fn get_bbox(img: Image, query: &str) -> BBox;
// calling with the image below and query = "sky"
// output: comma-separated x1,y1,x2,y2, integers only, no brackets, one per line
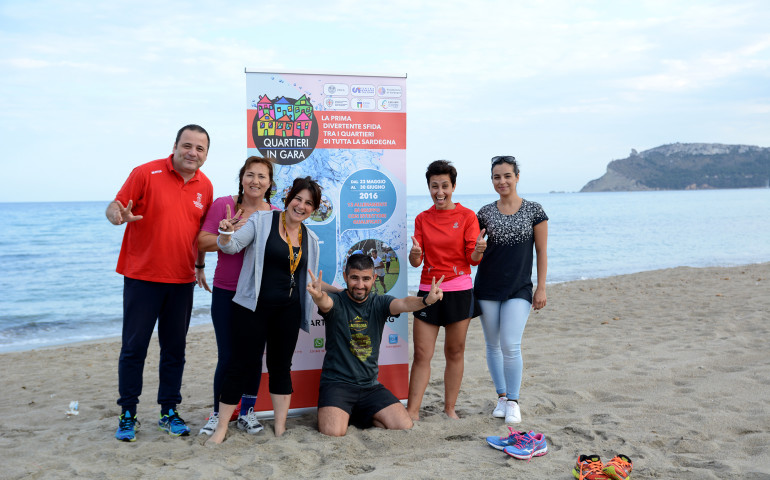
1,0,769,202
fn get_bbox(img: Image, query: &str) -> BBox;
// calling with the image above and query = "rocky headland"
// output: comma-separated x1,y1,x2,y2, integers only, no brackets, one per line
581,143,770,192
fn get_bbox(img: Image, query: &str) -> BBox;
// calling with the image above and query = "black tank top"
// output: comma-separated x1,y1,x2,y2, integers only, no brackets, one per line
258,211,308,305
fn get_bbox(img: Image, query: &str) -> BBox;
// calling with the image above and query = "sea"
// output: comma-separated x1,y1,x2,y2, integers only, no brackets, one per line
1,188,769,353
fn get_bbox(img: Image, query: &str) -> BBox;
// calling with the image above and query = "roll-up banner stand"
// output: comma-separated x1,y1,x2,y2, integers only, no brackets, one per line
245,69,408,417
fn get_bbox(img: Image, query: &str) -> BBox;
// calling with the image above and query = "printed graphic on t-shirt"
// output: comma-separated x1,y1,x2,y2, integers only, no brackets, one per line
193,192,204,210
348,315,372,361
477,199,548,246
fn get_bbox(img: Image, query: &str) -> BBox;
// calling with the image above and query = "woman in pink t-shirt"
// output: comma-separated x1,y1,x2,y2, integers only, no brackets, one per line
197,156,281,436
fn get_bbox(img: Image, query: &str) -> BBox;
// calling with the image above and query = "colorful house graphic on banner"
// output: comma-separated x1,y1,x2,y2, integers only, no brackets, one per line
294,94,313,119
258,113,275,136
276,114,294,137
273,97,293,122
293,112,312,137
257,95,274,120
254,94,314,139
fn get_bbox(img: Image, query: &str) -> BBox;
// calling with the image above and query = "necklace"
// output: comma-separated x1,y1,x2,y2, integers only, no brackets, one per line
282,212,303,297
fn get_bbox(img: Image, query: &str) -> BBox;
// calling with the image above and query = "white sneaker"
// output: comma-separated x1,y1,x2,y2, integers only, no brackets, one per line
505,400,521,424
492,397,508,418
199,412,218,435
236,407,264,434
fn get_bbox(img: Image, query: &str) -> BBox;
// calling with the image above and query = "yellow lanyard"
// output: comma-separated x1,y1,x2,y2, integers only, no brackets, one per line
282,212,303,296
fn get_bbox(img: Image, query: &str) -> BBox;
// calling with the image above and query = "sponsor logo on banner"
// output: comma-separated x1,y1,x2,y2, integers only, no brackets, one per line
378,99,402,111
314,338,324,348
352,98,376,110
324,97,350,110
351,84,376,96
324,83,349,96
251,93,319,165
377,85,402,97
389,334,398,344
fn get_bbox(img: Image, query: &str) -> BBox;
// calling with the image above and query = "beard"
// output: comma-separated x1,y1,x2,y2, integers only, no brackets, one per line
347,286,371,302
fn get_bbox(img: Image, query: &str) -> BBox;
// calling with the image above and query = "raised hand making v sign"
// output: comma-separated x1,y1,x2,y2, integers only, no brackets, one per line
214,203,245,243
107,199,144,225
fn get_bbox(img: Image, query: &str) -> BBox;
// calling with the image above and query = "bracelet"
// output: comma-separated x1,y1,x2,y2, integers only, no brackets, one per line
195,264,205,269
218,228,234,235
422,296,431,307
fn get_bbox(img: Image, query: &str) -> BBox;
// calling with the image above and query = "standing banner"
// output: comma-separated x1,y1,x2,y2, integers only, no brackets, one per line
245,69,408,415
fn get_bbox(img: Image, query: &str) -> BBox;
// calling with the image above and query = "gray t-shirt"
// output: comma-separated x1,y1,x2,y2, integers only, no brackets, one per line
320,291,395,386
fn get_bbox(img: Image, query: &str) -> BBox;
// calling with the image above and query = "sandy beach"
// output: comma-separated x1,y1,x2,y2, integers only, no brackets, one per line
1,263,768,479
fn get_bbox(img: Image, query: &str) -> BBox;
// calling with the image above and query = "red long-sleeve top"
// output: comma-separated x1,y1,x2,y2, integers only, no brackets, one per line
413,203,480,286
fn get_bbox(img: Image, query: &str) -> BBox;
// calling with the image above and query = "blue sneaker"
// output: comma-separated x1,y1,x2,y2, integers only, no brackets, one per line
486,426,531,450
503,432,548,461
158,409,191,436
115,412,140,442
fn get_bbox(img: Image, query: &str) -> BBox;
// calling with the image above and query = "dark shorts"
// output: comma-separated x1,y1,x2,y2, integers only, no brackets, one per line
414,288,478,326
318,382,400,428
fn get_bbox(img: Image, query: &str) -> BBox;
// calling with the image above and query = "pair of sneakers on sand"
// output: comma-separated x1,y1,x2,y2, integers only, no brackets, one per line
492,396,522,424
115,408,191,442
198,407,264,436
486,426,549,461
573,453,633,480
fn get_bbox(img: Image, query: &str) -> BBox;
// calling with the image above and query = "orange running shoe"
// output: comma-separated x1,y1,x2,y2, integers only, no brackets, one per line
603,454,633,480
572,454,609,479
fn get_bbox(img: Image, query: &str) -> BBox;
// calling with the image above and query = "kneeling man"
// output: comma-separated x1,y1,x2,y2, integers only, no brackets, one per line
307,253,443,436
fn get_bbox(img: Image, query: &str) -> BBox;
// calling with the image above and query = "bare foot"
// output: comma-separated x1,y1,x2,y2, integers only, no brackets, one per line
444,409,460,420
406,409,420,421
207,430,226,445
274,423,286,437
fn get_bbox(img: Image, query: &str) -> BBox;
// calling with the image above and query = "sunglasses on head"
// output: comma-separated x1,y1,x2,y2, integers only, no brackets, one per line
491,156,516,165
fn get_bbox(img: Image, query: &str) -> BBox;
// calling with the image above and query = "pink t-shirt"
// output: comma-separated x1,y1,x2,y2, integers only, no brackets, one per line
201,196,281,290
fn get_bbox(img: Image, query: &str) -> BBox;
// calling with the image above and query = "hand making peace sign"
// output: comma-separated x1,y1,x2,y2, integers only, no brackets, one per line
306,269,324,302
423,275,445,305
218,204,244,233
111,200,143,225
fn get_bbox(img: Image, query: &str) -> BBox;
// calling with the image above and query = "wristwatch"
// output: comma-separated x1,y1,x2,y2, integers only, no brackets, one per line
422,296,431,307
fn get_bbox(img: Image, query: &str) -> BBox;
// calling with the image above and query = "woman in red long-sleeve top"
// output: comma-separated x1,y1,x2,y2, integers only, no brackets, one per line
406,160,486,420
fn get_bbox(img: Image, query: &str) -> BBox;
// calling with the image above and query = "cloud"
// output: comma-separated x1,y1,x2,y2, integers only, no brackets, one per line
1,0,770,200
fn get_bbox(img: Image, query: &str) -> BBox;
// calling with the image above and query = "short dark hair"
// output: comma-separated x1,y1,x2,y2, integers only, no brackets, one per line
284,176,322,210
425,160,457,186
345,253,374,274
237,156,274,207
175,124,210,149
